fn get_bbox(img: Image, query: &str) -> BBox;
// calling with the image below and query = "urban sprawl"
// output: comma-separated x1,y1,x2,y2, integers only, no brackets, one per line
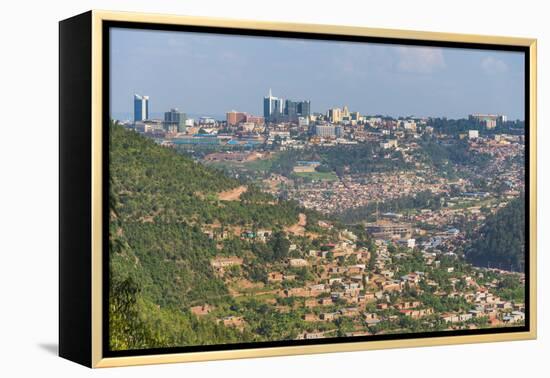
114,90,525,339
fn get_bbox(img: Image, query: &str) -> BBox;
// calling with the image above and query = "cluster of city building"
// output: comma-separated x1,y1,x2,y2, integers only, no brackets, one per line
469,113,508,130
126,91,523,219
126,91,512,154
122,91,524,339
127,91,421,142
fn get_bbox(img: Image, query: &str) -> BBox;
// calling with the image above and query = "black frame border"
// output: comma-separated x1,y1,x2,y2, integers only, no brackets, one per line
101,20,531,359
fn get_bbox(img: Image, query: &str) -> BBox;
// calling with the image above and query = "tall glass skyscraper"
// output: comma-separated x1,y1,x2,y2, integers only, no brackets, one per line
285,100,311,122
297,101,311,118
163,108,187,132
263,89,284,122
134,94,149,122
264,89,310,123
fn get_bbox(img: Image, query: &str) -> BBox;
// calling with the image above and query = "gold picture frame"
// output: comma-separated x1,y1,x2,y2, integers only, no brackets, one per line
59,10,537,368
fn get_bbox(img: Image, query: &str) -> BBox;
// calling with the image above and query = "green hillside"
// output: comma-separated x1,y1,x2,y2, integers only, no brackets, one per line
108,122,303,350
465,194,526,271
109,215,248,350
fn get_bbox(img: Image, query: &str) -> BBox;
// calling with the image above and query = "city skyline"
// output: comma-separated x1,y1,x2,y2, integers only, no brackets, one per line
111,28,525,120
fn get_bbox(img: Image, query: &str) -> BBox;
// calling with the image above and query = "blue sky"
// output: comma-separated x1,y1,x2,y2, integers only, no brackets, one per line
110,28,525,120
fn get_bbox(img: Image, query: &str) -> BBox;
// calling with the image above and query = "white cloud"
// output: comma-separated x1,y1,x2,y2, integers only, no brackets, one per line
396,46,446,74
481,56,509,74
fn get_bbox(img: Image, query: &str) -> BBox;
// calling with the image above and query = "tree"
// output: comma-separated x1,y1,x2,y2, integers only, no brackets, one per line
109,276,159,350
269,231,290,261
368,248,377,271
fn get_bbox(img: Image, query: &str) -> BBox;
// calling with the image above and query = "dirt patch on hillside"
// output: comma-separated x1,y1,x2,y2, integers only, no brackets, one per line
285,213,307,236
218,185,247,201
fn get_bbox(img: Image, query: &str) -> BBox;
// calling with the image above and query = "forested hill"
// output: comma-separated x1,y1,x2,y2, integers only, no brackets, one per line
108,122,303,350
465,194,526,271
110,122,300,227
110,122,234,224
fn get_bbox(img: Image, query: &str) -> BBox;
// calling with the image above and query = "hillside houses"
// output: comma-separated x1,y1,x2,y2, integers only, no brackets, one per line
205,204,525,338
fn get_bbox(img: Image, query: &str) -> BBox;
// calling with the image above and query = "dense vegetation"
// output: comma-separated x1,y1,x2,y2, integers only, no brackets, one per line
316,144,411,176
109,122,308,350
417,138,491,172
337,190,445,223
266,144,411,178
465,194,526,271
109,189,247,350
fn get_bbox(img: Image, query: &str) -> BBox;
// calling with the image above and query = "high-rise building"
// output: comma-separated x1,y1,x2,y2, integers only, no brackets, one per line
226,111,247,126
226,112,264,127
134,94,149,122
342,105,350,118
285,99,311,122
263,89,284,122
298,101,311,118
468,113,507,128
315,124,336,138
264,89,310,123
485,119,497,129
328,107,342,123
285,99,298,121
163,108,187,132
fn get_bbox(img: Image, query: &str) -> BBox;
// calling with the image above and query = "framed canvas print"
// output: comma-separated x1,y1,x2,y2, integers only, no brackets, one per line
59,10,537,368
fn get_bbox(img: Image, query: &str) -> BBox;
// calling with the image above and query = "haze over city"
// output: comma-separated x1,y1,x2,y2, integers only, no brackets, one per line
110,28,525,120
